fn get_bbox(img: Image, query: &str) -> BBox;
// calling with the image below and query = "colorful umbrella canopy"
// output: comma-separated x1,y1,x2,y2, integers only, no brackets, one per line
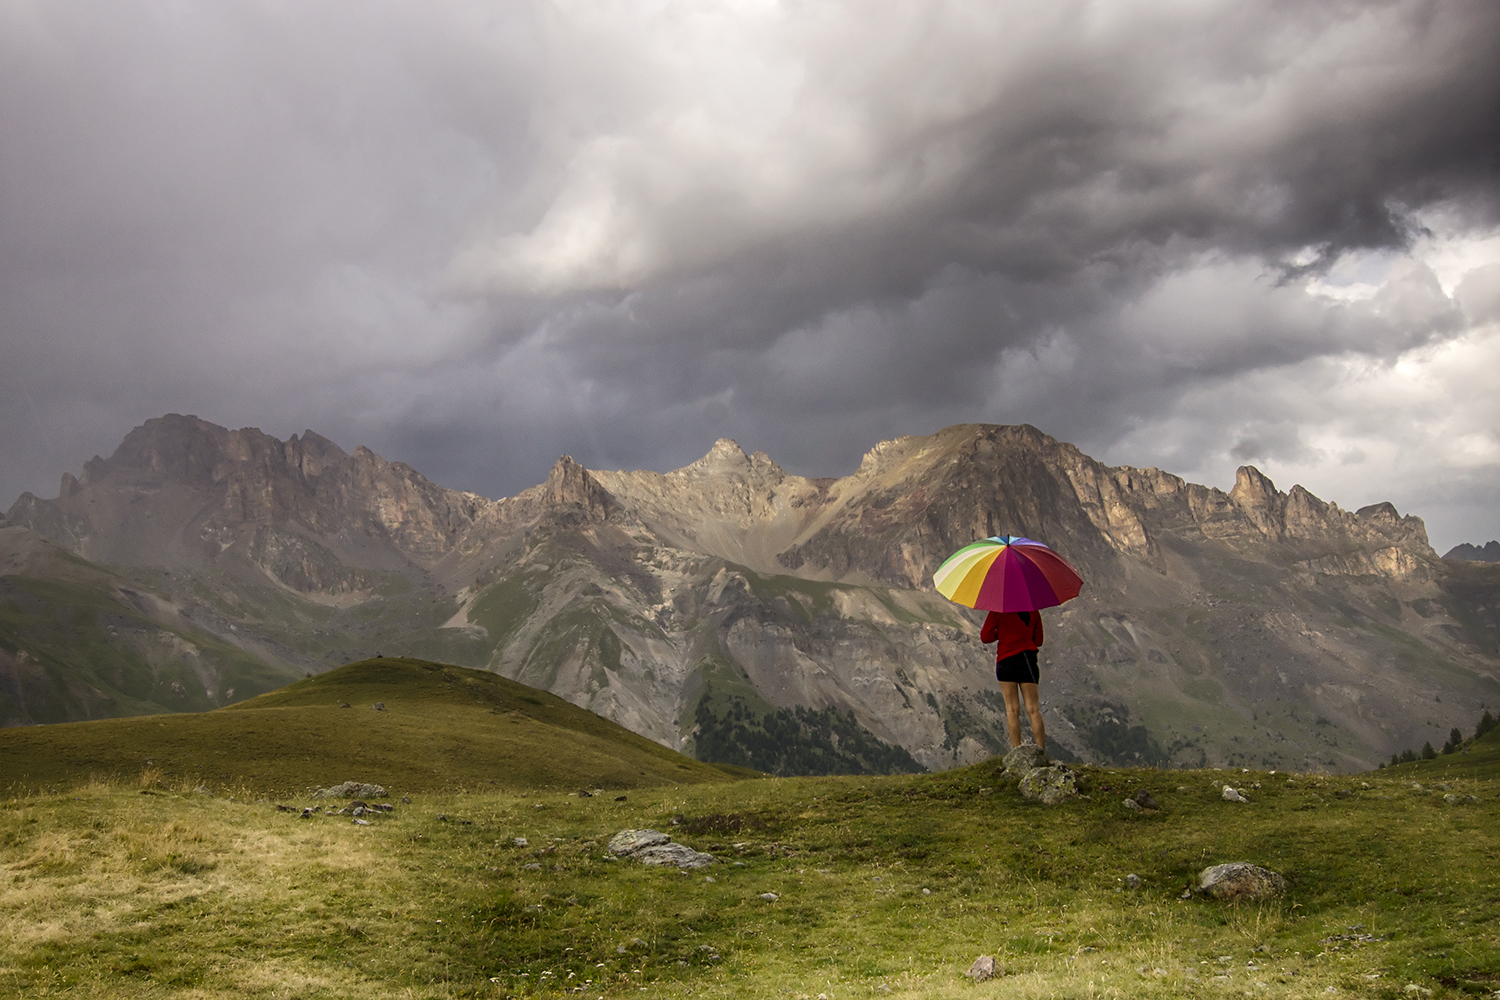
932,535,1082,612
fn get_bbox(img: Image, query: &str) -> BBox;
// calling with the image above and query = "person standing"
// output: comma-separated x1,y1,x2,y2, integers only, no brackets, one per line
981,609,1045,750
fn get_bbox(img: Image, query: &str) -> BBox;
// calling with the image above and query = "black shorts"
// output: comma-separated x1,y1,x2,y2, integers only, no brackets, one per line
996,649,1040,685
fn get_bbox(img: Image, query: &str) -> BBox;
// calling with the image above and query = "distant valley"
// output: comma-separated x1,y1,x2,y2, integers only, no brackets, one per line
5,414,1499,773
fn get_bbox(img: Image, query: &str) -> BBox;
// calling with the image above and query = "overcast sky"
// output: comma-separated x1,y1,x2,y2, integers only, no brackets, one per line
3,0,1498,551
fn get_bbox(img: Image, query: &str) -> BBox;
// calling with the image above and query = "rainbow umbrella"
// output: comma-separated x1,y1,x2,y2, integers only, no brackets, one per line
932,535,1082,612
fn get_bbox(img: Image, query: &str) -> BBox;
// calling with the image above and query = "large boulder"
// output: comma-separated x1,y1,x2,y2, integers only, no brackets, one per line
1018,765,1081,804
1197,862,1287,901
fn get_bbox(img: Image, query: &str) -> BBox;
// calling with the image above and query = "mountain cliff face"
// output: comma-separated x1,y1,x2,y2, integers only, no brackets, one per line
7,415,1498,774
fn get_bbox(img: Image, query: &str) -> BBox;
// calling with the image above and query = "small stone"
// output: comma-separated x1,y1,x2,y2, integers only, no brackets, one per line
514,837,529,847
758,892,779,901
1125,874,1141,889
1443,793,1460,804
372,702,386,711
1130,789,1160,810
523,863,543,871
401,795,411,804
1123,797,1142,811
1222,785,1249,803
352,818,371,826
967,955,997,982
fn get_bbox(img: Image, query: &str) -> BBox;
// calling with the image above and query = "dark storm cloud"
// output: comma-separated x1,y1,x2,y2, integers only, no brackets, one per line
2,0,1498,549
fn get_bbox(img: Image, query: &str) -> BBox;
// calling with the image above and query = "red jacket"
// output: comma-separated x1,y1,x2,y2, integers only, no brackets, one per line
980,610,1044,661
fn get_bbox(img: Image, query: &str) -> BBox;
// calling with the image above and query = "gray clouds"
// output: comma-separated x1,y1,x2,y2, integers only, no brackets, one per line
2,0,1498,549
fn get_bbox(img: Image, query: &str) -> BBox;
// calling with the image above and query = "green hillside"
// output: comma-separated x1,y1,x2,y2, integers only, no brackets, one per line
0,658,744,795
0,526,296,724
1379,716,1500,782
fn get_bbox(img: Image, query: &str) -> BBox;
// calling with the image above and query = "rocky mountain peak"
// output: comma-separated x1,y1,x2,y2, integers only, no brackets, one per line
679,438,752,475
1444,540,1500,562
544,455,615,523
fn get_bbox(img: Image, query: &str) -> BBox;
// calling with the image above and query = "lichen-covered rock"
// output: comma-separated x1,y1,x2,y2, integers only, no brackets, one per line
967,955,997,982
311,781,387,799
1198,862,1287,901
1002,743,1049,776
1221,785,1249,803
1018,765,1080,804
607,829,714,868
607,829,671,855
632,842,716,869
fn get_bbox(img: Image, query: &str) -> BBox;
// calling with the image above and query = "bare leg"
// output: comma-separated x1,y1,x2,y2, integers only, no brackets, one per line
999,681,1023,747
1019,682,1045,750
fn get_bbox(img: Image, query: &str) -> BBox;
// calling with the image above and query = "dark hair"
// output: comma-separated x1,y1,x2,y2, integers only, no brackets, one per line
1018,611,1031,625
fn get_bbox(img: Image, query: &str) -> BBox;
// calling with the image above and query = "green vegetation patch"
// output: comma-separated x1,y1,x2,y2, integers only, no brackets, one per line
691,683,923,777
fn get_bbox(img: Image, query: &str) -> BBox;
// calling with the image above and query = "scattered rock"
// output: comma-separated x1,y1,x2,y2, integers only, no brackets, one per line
967,955,997,982
352,818,371,826
513,837,529,847
274,804,296,813
311,781,388,799
401,795,411,804
299,807,315,819
1123,797,1143,811
523,863,543,871
614,795,628,802
1130,789,1160,810
1002,743,1049,777
339,702,351,708
1443,793,1460,804
372,702,386,711
758,892,779,901
1197,862,1288,901
1124,874,1141,889
1019,765,1081,804
1222,785,1250,803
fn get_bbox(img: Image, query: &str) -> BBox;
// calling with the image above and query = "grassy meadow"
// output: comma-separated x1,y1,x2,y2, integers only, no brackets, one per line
3,756,1498,999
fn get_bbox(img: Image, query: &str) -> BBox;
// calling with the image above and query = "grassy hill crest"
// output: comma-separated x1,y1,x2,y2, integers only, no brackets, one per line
0,658,746,796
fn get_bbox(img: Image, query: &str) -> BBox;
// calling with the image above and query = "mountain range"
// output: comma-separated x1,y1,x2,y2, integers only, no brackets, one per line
5,414,1499,773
